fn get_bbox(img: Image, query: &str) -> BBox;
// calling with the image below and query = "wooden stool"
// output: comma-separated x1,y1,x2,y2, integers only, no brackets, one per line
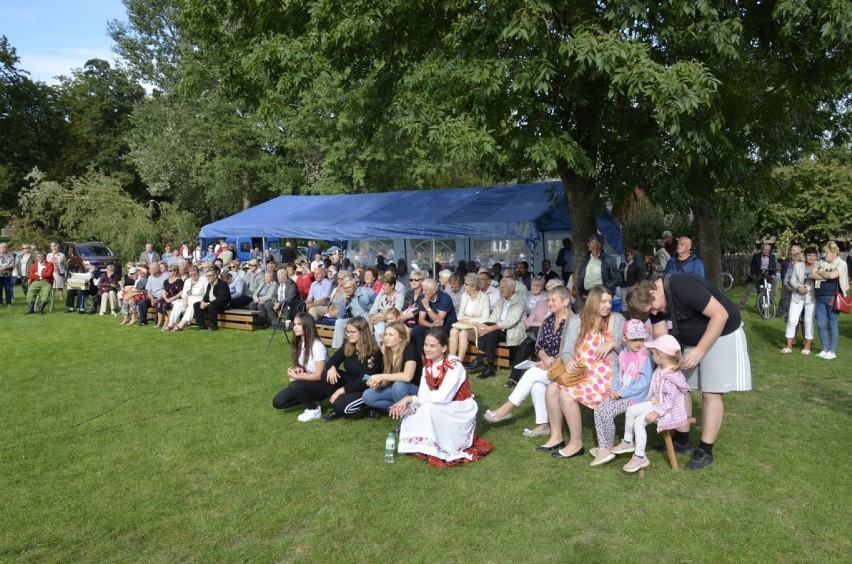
638,417,697,477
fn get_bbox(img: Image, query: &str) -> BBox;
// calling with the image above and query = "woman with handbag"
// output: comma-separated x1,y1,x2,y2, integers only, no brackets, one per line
119,267,146,325
448,273,491,361
483,285,572,438
537,285,624,458
97,263,121,316
809,241,850,360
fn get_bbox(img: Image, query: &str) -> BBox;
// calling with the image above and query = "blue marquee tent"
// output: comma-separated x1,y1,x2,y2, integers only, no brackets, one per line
198,181,623,253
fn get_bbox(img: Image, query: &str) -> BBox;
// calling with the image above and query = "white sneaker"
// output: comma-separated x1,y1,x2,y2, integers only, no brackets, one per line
816,351,828,358
780,348,792,354
824,352,836,360
297,407,322,422
612,440,635,455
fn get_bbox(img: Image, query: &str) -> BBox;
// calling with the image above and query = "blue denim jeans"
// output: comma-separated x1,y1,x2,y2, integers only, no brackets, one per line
362,381,419,410
814,295,839,352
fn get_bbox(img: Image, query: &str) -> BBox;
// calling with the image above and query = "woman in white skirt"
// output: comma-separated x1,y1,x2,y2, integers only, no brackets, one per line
169,265,208,332
390,329,493,467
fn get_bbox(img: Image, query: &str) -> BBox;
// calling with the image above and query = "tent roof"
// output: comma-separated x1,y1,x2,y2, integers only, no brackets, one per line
199,181,622,252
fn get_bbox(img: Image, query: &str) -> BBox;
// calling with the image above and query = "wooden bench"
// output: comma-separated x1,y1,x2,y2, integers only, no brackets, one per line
316,324,513,366
462,344,513,369
218,309,261,331
146,306,260,331
316,324,336,346
638,417,698,478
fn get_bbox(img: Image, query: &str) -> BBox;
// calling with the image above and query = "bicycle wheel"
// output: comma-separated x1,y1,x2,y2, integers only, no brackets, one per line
765,297,777,319
758,294,775,319
721,272,733,292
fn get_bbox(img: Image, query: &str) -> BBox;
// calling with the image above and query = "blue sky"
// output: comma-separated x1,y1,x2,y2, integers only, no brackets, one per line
1,0,128,84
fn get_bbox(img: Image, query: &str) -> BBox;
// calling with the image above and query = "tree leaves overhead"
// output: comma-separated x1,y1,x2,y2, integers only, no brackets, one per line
0,36,70,209
54,59,146,195
762,146,852,244
181,0,731,274
108,0,186,91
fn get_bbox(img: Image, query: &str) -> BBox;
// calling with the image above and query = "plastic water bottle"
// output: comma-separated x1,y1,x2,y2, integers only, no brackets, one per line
384,432,395,463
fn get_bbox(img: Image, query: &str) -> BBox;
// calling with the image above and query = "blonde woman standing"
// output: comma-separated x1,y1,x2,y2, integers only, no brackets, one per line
46,242,67,302
809,241,849,360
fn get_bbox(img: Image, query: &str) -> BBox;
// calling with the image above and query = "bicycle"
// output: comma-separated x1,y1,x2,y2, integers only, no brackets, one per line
720,270,734,292
720,259,734,292
756,273,776,319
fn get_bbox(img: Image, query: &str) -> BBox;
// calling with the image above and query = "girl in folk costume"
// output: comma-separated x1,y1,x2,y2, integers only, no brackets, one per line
390,330,493,467
612,335,690,473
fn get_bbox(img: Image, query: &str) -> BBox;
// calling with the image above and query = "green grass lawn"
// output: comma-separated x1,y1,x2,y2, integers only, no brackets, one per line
1,287,849,562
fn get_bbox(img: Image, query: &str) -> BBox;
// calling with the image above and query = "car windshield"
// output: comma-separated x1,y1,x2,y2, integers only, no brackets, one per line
77,244,113,256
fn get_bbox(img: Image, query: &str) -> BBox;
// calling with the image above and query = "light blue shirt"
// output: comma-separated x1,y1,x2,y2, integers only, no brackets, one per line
228,273,246,299
145,272,167,298
307,278,333,303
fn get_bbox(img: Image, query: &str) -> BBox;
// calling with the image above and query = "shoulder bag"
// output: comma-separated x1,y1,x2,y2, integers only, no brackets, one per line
831,288,851,314
662,275,680,340
547,312,584,387
546,357,587,387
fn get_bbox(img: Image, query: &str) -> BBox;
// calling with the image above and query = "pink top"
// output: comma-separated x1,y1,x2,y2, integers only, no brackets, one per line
525,299,550,328
646,366,690,432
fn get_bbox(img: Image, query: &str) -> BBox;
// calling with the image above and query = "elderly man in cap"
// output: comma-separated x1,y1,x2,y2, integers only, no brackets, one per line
651,233,672,281
26,251,54,314
577,233,621,300
661,229,675,254
243,259,264,295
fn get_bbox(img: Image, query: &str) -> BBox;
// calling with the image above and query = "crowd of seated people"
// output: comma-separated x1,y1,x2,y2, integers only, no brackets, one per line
9,239,707,468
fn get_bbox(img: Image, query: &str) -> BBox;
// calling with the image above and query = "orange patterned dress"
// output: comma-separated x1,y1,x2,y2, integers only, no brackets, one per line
559,329,614,408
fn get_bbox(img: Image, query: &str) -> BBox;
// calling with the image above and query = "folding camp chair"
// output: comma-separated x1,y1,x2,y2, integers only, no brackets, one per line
266,301,305,349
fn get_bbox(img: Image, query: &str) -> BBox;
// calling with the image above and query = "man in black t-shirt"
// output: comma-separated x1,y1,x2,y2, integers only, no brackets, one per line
627,274,752,470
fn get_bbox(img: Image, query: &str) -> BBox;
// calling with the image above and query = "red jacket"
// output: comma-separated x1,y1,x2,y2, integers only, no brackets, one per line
29,261,54,284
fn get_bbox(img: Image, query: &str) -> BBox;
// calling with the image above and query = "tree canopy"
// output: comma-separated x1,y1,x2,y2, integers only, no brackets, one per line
180,0,850,280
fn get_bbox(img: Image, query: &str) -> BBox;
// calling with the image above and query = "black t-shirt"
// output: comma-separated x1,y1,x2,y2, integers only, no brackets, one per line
650,273,740,347
402,343,424,387
323,348,384,393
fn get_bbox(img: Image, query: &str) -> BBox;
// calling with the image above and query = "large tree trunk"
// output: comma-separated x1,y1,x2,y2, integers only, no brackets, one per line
691,188,722,286
557,162,596,309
